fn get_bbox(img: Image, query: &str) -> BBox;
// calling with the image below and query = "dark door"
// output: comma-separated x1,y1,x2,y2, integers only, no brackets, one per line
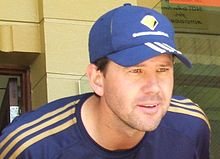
0,78,19,133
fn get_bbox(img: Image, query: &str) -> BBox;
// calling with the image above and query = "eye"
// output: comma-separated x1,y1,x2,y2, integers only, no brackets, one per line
129,68,143,74
156,67,169,72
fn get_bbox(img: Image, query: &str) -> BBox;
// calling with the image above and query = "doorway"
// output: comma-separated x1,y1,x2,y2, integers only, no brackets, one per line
0,66,31,133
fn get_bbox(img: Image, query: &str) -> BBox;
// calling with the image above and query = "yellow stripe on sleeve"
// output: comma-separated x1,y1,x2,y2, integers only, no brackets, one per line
170,101,206,117
0,100,79,147
9,118,77,159
0,99,79,158
168,106,211,130
0,107,76,159
171,98,194,104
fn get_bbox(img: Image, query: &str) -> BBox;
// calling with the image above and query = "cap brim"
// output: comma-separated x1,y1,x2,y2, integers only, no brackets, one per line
107,42,192,68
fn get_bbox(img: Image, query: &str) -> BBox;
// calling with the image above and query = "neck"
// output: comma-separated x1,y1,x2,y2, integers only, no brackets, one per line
81,95,145,151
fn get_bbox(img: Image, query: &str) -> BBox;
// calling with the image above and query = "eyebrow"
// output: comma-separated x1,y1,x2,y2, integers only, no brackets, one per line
157,62,173,67
133,61,173,67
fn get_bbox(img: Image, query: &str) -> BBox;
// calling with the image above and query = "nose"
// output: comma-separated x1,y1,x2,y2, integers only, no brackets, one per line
141,72,160,95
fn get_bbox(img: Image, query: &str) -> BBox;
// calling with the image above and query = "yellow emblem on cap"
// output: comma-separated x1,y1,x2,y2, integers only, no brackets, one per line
141,15,158,30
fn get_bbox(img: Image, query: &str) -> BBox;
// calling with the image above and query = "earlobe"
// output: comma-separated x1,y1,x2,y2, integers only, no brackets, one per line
86,64,104,96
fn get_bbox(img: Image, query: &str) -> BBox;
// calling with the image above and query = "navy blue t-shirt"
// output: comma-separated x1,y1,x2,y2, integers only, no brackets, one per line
0,93,210,159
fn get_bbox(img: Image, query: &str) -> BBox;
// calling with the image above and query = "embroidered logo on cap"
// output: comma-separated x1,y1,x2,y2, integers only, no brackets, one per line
141,15,158,30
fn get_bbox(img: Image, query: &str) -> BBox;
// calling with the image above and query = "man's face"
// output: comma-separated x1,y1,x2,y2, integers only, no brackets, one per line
101,54,174,132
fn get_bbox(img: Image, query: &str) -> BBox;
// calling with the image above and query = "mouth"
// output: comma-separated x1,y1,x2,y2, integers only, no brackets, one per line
138,104,158,108
137,104,160,115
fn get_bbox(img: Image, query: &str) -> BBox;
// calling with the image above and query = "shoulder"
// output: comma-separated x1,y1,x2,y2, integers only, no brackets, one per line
160,96,210,158
1,94,83,134
0,93,92,159
167,95,210,130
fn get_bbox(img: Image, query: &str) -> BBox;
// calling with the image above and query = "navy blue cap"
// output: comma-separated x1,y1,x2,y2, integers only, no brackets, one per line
89,4,192,68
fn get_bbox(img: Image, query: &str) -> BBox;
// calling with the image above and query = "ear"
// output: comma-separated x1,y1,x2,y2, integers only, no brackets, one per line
86,64,104,96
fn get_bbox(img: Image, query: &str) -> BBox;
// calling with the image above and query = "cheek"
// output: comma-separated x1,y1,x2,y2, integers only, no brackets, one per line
160,77,174,104
164,78,173,92
104,76,138,107
160,73,174,90
105,74,136,93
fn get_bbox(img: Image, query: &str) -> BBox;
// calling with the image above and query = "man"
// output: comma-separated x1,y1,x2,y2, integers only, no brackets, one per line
0,4,210,159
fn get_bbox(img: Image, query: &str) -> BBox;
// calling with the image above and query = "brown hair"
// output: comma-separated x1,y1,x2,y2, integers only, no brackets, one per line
94,57,110,76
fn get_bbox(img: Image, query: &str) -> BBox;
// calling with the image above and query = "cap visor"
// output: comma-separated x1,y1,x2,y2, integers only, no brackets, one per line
107,43,192,68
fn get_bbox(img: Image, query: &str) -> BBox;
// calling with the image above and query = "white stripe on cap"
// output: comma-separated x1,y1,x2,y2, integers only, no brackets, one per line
162,43,183,55
145,42,183,55
154,42,176,53
145,42,166,53
133,31,169,38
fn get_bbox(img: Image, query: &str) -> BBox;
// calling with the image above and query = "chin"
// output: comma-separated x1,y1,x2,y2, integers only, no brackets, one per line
146,124,160,132
136,120,161,132
145,117,163,131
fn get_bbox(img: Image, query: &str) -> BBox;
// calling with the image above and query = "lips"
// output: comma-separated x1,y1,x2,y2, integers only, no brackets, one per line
137,103,159,115
138,104,157,108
